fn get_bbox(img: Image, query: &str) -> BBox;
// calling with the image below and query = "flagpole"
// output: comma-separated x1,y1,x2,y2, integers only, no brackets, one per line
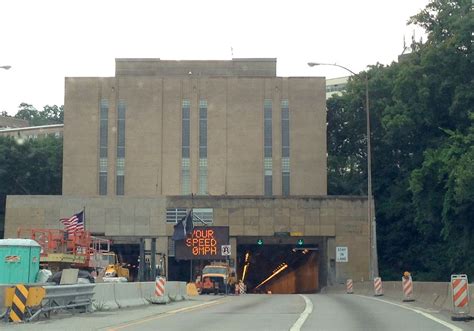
193,213,207,226
83,206,86,231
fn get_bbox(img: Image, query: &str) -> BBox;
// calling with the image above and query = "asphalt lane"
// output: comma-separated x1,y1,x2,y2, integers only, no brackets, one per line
4,293,474,331
303,293,465,331
106,294,304,331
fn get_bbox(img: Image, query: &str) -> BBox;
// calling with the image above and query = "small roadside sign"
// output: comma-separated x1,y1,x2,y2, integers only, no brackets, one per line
290,231,303,237
336,246,348,262
221,245,231,256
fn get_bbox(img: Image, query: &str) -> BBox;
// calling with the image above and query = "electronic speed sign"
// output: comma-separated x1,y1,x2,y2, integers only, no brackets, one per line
175,226,229,260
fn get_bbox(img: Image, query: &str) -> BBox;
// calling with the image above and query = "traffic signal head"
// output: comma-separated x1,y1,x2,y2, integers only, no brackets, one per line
297,239,304,246
257,239,264,245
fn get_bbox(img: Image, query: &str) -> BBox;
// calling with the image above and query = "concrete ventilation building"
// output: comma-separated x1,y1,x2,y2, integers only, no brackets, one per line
5,59,371,291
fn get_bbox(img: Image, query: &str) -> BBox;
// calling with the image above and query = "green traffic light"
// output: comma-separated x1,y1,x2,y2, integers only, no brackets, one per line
257,239,264,245
297,239,304,246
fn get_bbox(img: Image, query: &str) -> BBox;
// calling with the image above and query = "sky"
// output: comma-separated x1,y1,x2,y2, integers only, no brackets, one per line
0,0,430,115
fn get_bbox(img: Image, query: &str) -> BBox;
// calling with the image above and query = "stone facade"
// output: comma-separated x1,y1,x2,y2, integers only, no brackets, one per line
63,58,327,197
3,58,372,285
5,195,371,283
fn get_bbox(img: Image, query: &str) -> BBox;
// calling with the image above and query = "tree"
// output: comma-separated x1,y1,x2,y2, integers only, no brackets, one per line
14,103,64,125
14,103,39,125
410,126,474,276
326,0,473,280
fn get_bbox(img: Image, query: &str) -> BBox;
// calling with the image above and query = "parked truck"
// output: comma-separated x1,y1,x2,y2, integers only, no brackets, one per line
196,262,237,294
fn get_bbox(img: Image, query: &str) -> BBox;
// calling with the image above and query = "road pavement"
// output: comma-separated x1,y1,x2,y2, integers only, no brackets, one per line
2,293,474,331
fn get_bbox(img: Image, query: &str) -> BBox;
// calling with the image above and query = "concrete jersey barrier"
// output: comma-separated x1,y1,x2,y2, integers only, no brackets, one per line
1,280,189,316
114,282,147,308
89,281,187,311
92,283,119,311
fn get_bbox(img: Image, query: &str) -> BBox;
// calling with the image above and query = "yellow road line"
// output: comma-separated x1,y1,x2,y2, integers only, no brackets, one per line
107,298,228,331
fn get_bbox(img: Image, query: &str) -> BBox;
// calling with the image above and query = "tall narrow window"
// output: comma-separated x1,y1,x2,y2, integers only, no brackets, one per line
199,99,208,195
264,99,272,196
281,100,290,196
99,99,108,195
181,100,191,195
116,100,126,195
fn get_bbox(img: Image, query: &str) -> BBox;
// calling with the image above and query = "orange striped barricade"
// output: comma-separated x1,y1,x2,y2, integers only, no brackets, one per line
149,276,169,304
451,274,470,321
402,275,414,302
373,277,383,296
346,279,354,294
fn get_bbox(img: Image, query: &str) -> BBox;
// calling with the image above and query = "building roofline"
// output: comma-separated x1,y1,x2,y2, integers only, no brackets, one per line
0,124,63,133
115,58,277,62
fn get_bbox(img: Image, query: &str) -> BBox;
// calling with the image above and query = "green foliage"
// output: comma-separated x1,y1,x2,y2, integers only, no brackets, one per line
14,103,64,126
328,0,473,280
0,135,62,196
0,136,62,237
410,127,474,275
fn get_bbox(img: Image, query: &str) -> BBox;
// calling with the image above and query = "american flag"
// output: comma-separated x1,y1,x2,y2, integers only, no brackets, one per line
60,210,85,234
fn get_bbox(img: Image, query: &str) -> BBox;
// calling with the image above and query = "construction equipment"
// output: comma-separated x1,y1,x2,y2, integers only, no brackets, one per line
104,252,131,280
16,228,129,279
196,262,237,295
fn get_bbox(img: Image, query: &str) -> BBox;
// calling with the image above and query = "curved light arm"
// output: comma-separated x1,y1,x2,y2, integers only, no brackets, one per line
307,62,359,77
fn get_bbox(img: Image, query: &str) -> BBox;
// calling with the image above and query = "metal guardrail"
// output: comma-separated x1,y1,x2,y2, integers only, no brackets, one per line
29,284,95,321
2,283,95,323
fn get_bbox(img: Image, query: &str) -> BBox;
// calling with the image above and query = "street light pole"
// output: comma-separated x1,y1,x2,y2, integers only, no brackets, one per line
308,62,379,279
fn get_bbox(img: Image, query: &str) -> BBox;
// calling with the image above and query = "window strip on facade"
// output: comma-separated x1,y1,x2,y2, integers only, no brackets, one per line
281,99,290,196
264,99,272,196
116,100,126,195
99,99,108,195
199,99,208,195
181,100,191,195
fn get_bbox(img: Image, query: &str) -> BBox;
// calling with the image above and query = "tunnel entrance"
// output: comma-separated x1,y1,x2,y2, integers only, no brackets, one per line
110,243,140,281
237,242,319,294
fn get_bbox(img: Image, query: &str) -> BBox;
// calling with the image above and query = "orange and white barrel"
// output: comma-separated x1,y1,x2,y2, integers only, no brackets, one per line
155,276,166,297
402,275,414,301
451,274,470,320
374,277,383,296
346,279,354,294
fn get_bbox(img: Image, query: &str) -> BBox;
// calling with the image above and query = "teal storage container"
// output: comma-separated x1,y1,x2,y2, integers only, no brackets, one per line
0,239,41,284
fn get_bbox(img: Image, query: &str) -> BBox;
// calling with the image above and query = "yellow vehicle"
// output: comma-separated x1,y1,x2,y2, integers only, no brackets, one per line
103,252,131,281
198,263,237,294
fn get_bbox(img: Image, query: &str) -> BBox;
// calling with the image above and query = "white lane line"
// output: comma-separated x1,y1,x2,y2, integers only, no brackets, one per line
290,294,313,331
356,295,463,331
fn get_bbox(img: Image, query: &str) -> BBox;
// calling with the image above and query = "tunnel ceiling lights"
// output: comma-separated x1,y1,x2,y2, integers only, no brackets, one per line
242,263,249,282
255,263,288,290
